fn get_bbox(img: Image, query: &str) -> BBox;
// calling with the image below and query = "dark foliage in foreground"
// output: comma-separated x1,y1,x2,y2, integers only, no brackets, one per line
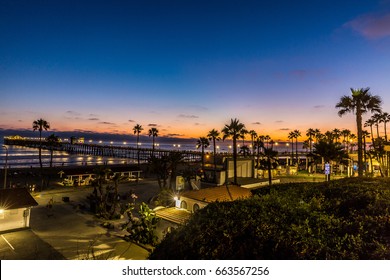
149,178,390,259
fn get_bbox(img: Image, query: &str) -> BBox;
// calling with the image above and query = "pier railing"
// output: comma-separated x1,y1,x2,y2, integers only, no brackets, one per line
3,138,202,162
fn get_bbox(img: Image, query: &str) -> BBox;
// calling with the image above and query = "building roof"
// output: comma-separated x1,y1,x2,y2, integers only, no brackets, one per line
155,207,191,225
181,185,251,203
0,188,38,210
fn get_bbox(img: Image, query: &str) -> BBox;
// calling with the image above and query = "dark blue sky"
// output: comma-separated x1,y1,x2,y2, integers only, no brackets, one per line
1,0,390,140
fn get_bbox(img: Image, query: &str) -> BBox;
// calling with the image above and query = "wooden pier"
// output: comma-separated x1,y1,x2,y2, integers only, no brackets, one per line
3,138,202,162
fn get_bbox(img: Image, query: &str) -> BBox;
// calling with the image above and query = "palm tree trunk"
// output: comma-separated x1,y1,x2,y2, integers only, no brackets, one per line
137,133,140,166
233,137,237,185
356,108,364,177
295,137,298,169
39,131,43,171
213,138,217,183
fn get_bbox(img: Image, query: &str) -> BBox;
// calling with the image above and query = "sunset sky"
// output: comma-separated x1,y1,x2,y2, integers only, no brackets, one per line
1,0,390,141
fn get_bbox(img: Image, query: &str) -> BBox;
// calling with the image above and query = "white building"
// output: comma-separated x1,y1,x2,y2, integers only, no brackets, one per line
0,188,38,232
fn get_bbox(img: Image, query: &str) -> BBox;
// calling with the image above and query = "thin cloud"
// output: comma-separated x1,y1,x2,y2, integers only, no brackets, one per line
252,122,261,125
148,123,158,127
88,118,100,121
98,121,115,125
166,133,184,137
178,114,199,119
290,69,308,79
275,120,283,123
65,110,81,116
128,119,135,123
345,12,390,39
314,105,325,109
279,128,290,131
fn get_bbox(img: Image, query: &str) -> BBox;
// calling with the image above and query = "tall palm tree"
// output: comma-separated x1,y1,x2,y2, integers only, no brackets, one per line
306,128,316,153
324,130,335,143
379,112,390,141
240,128,248,146
288,131,295,164
133,124,144,166
293,129,301,166
332,128,341,143
372,113,382,140
362,130,370,173
341,129,352,151
207,129,221,182
336,87,382,176
32,118,50,171
254,137,263,171
46,133,60,167
222,118,246,185
148,127,159,156
196,137,210,173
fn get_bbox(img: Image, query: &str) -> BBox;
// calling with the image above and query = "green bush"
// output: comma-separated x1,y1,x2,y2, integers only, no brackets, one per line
149,178,390,259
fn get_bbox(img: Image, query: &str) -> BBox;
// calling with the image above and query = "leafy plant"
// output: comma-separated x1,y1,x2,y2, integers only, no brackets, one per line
150,178,390,259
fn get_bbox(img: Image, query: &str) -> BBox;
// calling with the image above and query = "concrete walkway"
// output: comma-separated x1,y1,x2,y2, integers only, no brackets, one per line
1,179,160,260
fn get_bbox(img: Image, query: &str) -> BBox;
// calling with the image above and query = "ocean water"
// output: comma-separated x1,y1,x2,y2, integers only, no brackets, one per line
0,140,299,169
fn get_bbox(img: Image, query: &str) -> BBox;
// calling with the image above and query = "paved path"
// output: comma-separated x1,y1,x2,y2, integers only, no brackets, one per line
1,179,160,260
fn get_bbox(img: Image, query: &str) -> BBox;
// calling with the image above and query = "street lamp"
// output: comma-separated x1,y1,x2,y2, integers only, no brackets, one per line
2,145,8,189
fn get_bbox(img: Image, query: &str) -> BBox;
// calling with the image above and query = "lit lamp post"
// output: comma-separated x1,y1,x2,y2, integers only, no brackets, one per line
2,145,8,189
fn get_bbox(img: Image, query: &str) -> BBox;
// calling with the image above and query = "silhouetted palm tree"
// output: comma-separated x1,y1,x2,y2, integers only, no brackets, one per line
148,127,159,156
207,129,221,182
249,130,257,155
332,128,341,143
46,133,60,167
32,118,50,171
133,124,144,166
222,118,246,185
293,129,301,167
336,87,382,176
379,112,390,141
288,131,295,164
306,128,316,153
196,137,210,173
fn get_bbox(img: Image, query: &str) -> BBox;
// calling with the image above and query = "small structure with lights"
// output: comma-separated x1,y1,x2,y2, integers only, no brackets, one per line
0,188,38,232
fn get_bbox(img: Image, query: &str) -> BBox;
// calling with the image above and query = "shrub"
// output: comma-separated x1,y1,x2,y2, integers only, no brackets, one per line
150,178,390,259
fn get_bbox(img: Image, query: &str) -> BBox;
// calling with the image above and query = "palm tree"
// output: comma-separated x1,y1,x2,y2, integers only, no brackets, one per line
46,133,60,167
306,128,316,153
148,127,159,156
222,118,246,185
379,112,390,141
312,140,349,179
133,124,144,166
240,128,248,146
324,130,335,143
293,129,301,167
288,131,295,164
336,87,382,176
196,137,210,173
254,137,263,171
249,130,258,155
32,118,50,171
262,143,279,186
341,129,352,151
372,113,382,139
332,128,341,143
207,129,221,183
362,130,370,172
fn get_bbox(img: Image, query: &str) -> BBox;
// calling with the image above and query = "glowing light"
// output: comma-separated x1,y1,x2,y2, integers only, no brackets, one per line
173,196,179,201
0,209,4,214
99,140,102,144
123,142,127,145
